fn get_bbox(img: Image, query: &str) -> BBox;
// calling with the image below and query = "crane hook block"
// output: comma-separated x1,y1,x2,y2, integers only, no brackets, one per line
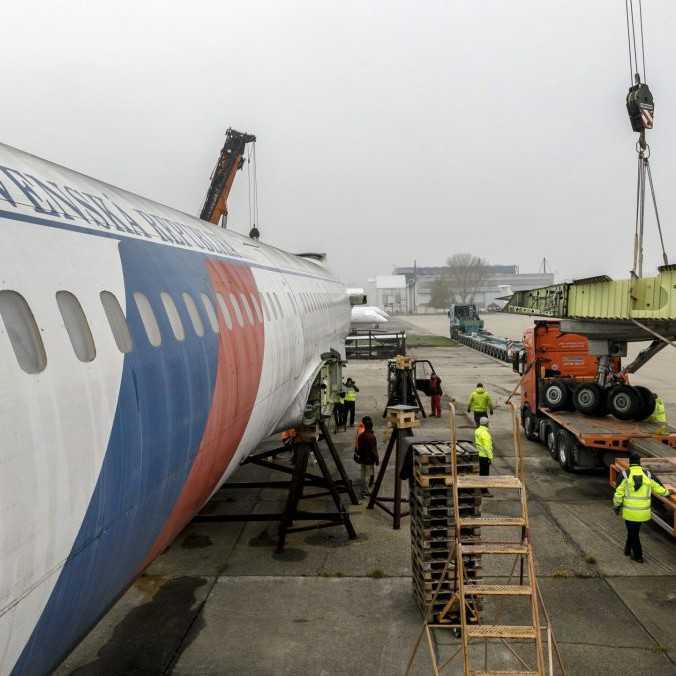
626,82,654,133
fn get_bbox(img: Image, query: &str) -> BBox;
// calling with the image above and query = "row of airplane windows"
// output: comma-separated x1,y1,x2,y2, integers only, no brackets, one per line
0,287,345,375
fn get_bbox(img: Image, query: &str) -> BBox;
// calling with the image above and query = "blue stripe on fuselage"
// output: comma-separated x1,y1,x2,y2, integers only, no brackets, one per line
12,238,220,675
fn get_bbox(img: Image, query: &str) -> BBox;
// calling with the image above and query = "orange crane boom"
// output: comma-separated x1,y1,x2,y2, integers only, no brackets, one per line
200,127,256,226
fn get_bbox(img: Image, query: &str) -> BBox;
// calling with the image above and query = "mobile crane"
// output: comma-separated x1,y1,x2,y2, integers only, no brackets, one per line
200,127,256,229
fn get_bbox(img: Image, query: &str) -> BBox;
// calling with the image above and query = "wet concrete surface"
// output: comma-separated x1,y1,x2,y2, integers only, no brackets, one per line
56,317,676,675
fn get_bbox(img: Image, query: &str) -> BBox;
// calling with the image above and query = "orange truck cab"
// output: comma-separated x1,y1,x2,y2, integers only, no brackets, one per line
517,321,622,418
512,321,669,471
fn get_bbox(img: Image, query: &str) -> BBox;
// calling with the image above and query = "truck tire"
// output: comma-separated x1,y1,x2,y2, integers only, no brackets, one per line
573,383,604,416
522,411,539,441
543,381,570,411
557,431,576,471
608,385,641,420
545,423,559,458
634,385,656,421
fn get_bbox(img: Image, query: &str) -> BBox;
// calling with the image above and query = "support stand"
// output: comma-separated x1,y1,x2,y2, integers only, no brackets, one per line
368,405,418,529
383,356,428,419
194,419,357,552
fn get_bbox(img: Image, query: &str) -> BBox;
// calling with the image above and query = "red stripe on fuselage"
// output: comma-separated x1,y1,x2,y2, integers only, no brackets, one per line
142,260,265,564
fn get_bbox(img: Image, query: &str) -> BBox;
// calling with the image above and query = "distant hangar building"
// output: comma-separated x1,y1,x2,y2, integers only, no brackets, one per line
393,265,555,311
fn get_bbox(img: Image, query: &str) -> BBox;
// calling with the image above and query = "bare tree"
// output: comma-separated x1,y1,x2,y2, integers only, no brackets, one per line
426,277,451,309
445,253,490,304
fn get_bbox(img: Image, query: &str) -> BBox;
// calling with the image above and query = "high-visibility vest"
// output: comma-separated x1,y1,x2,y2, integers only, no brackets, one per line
474,426,494,461
344,386,357,402
648,397,667,423
468,388,492,412
281,428,297,443
613,466,668,522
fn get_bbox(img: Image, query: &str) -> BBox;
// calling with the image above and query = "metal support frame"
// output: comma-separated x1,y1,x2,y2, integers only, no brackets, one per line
382,360,428,419
367,424,412,529
193,419,358,552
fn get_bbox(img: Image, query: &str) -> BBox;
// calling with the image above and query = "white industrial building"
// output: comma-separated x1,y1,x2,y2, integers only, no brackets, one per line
392,265,555,311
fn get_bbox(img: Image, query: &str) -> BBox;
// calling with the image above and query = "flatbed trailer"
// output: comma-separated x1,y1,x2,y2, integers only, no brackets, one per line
530,408,676,470
610,457,676,536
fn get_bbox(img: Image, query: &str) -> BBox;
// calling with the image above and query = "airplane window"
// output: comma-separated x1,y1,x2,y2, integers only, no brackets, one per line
0,290,47,373
260,293,271,321
56,290,96,362
215,292,233,330
250,293,263,322
288,292,298,315
133,292,162,347
100,291,133,353
239,293,254,325
182,292,205,337
200,293,220,334
229,293,245,327
160,292,185,341
273,292,283,318
267,292,277,320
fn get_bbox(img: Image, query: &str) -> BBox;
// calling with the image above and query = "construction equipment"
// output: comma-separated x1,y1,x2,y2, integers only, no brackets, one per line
406,403,563,675
455,330,523,364
624,0,667,278
448,304,484,339
383,356,432,417
514,320,676,473
200,127,257,229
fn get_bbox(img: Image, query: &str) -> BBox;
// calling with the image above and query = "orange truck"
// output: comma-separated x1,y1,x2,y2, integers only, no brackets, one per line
513,320,676,471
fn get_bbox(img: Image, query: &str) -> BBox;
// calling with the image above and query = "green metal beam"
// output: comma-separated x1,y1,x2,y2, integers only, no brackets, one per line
503,265,676,321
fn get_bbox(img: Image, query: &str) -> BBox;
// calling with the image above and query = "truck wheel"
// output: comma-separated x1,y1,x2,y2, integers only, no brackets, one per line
608,385,641,420
557,431,576,472
543,381,570,411
573,383,604,416
546,423,559,458
634,385,656,421
523,411,539,441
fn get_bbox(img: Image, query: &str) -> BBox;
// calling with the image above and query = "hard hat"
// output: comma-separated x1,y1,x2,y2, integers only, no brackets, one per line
480,417,489,426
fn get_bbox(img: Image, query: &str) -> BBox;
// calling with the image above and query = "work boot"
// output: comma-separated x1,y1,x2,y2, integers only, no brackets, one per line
630,553,644,563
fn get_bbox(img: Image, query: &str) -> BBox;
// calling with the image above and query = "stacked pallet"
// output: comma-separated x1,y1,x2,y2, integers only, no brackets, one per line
410,441,482,621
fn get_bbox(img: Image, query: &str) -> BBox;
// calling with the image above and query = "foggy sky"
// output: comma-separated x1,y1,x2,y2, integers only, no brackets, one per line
3,1,676,290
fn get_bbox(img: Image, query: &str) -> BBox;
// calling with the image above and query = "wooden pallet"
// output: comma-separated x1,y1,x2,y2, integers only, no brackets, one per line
386,405,420,429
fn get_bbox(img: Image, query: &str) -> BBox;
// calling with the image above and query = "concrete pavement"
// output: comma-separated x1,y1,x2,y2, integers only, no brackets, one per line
56,333,676,675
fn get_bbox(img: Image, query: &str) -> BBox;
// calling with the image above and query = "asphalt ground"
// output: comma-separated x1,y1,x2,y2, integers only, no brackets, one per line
56,316,676,675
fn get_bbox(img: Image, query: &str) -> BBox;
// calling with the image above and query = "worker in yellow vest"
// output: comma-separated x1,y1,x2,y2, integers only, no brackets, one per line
613,452,672,562
467,382,494,426
474,417,494,495
648,395,667,424
344,377,360,427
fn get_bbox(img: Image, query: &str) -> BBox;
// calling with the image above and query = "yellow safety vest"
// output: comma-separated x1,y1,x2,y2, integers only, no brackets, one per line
474,426,494,461
468,388,492,412
613,466,668,522
344,386,357,402
648,397,667,424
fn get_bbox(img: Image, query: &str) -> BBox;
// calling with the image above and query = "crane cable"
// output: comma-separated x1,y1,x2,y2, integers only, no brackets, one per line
246,141,262,240
624,0,669,274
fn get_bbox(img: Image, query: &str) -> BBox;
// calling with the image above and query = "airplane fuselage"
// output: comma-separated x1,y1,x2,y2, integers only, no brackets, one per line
0,143,350,675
